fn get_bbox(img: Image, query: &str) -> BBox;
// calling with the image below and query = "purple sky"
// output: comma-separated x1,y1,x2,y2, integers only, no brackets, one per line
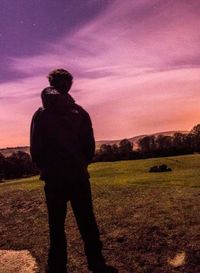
0,0,200,147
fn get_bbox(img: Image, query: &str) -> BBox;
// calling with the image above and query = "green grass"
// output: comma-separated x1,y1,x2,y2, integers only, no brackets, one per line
1,154,200,273
0,176,41,192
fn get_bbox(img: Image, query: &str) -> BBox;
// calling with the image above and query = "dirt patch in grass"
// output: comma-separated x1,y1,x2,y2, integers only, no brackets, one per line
168,251,186,267
0,250,37,273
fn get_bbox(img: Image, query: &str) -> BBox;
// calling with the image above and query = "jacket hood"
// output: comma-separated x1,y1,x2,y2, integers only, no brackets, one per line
41,86,75,113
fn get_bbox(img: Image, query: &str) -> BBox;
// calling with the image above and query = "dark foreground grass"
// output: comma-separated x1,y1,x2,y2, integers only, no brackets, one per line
1,154,200,273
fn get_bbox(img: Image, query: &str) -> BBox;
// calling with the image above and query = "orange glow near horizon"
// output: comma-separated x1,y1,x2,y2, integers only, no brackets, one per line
1,1,200,148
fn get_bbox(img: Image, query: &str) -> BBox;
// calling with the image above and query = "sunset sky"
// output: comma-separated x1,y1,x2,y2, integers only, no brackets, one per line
1,0,200,148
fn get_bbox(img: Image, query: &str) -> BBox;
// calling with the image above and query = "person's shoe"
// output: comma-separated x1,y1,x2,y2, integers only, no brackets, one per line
91,264,118,273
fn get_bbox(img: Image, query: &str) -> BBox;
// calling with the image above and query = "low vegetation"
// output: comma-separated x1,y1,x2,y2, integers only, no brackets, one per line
94,124,200,162
0,151,38,181
0,154,200,272
0,124,200,181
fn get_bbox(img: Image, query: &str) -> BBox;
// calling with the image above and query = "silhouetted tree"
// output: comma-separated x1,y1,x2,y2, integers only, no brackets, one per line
112,144,119,154
156,135,173,151
184,133,194,152
4,151,38,180
0,153,5,181
99,144,113,155
191,124,200,135
4,156,20,179
119,139,133,153
190,124,200,152
173,133,185,148
94,144,116,161
139,136,156,154
118,139,133,159
171,132,193,154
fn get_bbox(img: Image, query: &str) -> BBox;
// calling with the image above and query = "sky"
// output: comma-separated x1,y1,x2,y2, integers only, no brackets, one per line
0,0,200,148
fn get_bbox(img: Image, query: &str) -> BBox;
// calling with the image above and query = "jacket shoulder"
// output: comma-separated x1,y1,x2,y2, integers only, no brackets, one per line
32,107,44,120
73,103,91,119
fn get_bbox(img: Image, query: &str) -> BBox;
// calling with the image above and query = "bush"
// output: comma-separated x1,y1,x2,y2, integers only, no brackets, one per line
149,164,172,173
1,151,39,181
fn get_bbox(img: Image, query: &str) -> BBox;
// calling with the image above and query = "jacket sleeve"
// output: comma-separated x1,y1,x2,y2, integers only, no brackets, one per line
30,108,44,169
80,111,96,164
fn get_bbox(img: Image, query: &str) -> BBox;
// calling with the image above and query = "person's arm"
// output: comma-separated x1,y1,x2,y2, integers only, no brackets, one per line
80,111,95,164
30,108,44,169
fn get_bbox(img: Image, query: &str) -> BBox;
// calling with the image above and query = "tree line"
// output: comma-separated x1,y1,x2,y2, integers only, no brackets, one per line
94,124,200,162
0,124,199,181
0,151,38,182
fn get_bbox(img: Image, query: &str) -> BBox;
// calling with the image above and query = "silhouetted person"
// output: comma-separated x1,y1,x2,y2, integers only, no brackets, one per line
30,69,118,273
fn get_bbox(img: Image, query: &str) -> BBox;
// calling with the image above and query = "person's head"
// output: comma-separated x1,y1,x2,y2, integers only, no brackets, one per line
47,68,73,94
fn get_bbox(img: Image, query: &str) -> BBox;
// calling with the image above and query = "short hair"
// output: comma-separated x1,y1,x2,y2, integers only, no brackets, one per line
48,68,73,87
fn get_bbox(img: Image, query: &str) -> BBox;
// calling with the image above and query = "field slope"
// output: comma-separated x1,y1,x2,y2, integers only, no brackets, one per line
0,154,200,273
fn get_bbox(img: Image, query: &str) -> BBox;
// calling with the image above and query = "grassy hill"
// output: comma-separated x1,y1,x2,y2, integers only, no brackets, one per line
0,154,200,272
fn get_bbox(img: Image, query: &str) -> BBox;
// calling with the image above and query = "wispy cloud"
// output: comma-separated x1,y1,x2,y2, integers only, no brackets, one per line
1,0,200,147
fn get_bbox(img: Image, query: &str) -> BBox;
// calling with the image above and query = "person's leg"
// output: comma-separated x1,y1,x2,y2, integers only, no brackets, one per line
70,179,105,271
44,183,68,273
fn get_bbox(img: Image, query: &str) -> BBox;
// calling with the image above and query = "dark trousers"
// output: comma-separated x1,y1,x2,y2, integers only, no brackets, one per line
44,178,105,272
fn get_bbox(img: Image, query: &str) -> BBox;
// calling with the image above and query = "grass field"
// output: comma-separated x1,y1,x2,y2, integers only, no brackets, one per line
1,154,200,273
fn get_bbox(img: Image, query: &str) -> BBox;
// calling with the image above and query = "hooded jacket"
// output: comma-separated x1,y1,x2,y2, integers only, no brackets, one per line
30,87,95,181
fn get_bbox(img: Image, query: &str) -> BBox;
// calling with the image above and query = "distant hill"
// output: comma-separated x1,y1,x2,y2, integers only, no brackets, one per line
0,146,30,157
95,130,189,150
0,130,189,156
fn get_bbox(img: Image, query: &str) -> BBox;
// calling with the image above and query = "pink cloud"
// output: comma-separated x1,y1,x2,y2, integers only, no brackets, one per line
1,0,200,147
